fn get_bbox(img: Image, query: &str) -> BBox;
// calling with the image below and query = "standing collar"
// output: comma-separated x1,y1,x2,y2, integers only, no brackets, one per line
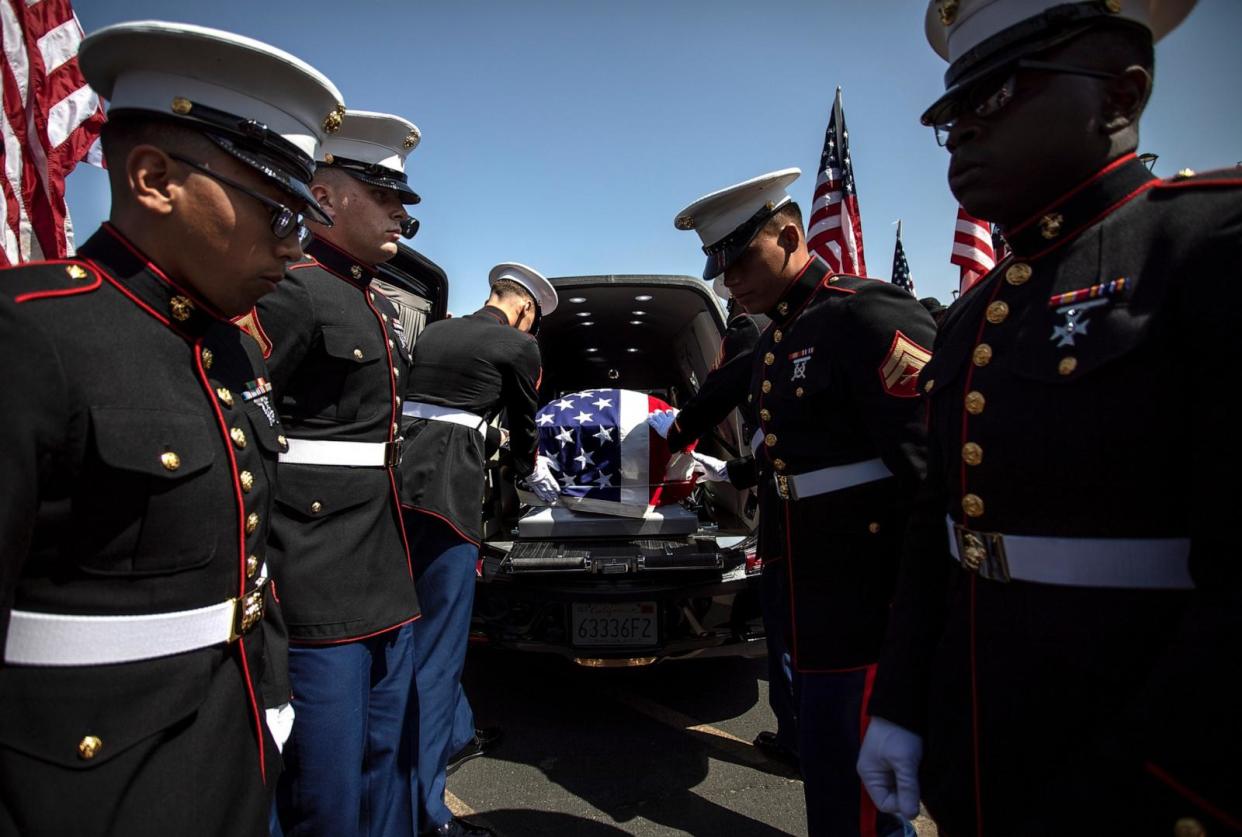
1002,153,1157,259
77,223,223,337
764,255,830,325
474,305,511,326
304,237,380,288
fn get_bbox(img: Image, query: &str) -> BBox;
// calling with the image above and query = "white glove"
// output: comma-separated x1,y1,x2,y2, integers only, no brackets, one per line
524,454,561,505
857,716,923,820
646,408,679,439
690,451,729,483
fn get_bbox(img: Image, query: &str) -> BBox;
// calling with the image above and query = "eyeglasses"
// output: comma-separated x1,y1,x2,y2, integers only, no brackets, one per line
169,153,312,244
932,60,1121,147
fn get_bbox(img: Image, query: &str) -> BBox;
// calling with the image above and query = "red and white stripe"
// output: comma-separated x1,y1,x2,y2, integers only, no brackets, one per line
950,207,996,295
1,0,104,267
807,88,867,276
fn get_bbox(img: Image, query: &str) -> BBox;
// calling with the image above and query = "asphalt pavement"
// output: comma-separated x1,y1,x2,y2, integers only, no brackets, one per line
446,647,937,836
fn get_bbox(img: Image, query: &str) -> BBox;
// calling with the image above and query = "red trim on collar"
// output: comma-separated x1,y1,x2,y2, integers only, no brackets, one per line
100,223,227,320
1020,179,1157,263
311,236,378,272
1007,153,1138,238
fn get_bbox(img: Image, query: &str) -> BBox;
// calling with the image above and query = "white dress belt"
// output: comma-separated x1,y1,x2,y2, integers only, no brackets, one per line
278,438,397,467
402,401,487,436
4,575,268,667
774,457,893,501
945,516,1194,589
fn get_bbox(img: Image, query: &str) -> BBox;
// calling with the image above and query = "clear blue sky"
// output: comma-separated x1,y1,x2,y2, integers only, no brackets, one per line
68,1,1242,311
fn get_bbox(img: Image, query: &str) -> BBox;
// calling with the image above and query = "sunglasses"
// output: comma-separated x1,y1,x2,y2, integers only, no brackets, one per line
169,153,312,244
931,60,1121,147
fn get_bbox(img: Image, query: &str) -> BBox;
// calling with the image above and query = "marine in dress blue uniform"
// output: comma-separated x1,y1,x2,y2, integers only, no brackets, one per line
675,170,935,837
0,21,342,835
246,110,424,837
859,2,1242,835
399,264,559,837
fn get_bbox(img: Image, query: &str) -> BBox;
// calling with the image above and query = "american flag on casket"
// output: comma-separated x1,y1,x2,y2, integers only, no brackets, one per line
532,389,698,518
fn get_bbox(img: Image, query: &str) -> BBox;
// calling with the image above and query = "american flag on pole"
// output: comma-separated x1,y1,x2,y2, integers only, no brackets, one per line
890,220,914,295
950,207,1006,295
808,86,866,277
1,0,105,266
535,388,697,518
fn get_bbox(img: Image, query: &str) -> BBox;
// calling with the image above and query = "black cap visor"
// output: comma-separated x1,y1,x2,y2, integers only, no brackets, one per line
921,3,1142,126
322,157,421,205
700,199,789,280
207,134,332,226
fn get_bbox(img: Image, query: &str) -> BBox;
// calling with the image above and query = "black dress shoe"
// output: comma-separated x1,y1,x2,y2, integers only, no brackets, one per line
753,730,799,768
422,816,497,836
446,727,503,775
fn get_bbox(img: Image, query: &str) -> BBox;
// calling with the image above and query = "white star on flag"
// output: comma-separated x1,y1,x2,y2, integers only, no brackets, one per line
594,472,613,488
593,426,613,442
592,397,613,409
555,427,574,446
574,450,595,469
537,413,554,426
554,398,575,411
573,411,593,424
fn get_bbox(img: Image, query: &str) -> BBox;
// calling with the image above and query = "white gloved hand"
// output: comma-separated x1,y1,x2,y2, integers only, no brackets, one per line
524,454,561,505
857,716,923,820
646,408,679,439
690,451,729,483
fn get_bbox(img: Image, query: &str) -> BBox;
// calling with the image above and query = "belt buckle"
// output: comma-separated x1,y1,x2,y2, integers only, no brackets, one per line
774,474,797,502
229,577,267,641
952,523,1011,583
385,437,403,468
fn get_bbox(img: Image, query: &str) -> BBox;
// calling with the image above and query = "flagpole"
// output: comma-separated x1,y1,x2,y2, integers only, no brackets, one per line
832,87,844,157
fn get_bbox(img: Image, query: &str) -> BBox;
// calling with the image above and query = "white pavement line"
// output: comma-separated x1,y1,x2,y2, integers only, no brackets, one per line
615,692,773,768
445,789,475,817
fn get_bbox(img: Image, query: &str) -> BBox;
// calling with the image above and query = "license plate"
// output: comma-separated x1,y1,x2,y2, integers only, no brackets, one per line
571,602,658,647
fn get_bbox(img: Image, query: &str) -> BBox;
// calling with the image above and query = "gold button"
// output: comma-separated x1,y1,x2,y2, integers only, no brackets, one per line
773,329,783,343
1039,212,1064,240
1005,263,1032,286
1174,818,1206,837
350,265,363,279
388,339,395,349
230,427,247,449
964,391,985,415
972,344,993,366
747,394,753,403
216,387,234,407
276,434,288,449
353,348,364,360
169,295,193,322
392,366,399,378
760,409,771,421
160,451,181,471
394,396,402,408
391,422,399,436
1059,356,1078,376
66,264,89,280
937,0,959,25
245,512,259,534
382,313,389,322
773,458,787,472
777,302,789,316
77,735,102,760
201,348,214,369
310,501,323,514
246,554,260,578
962,493,985,518
764,352,775,366
795,387,804,398
985,301,1009,324
764,433,777,447
1104,0,1122,11
923,378,935,393
762,380,772,394
962,442,983,466
1175,168,1195,180
239,470,254,493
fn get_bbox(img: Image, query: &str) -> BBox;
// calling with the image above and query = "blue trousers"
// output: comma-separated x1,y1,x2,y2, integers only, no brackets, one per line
797,666,913,837
407,514,479,831
276,624,416,837
760,559,799,753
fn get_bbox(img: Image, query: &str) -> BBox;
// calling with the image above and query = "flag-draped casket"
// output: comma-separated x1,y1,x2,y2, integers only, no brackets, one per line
534,389,697,518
